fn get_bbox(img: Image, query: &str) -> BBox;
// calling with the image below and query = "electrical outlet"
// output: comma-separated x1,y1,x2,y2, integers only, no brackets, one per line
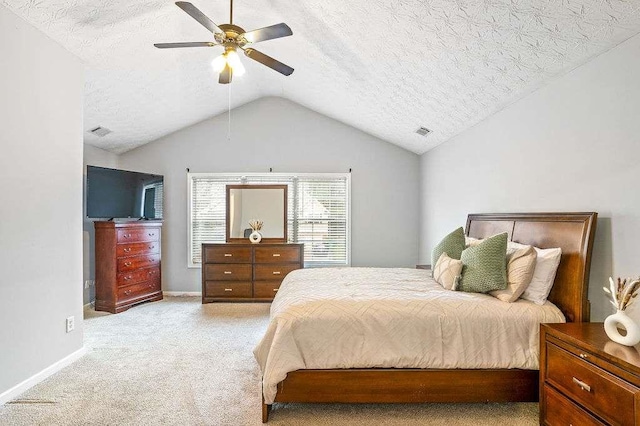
66,316,75,333
84,280,95,289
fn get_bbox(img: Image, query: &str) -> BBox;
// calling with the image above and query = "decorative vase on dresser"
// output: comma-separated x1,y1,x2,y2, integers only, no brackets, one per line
94,221,163,313
201,243,303,303
540,322,640,425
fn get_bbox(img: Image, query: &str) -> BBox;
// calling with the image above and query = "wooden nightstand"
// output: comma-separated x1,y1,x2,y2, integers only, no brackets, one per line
415,264,431,270
540,323,640,425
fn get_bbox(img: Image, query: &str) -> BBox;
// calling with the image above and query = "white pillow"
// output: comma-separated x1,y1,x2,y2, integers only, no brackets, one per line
510,241,562,305
465,236,482,247
433,252,463,291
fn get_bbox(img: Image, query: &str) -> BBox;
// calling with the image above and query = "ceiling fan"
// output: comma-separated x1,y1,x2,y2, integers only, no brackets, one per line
155,1,294,84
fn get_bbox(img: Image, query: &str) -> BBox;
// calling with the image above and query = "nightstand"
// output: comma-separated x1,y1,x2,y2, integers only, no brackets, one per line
540,323,640,425
415,264,431,270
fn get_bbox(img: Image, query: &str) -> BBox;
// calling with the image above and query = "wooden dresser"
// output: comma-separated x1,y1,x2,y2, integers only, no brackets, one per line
94,221,163,313
201,243,303,303
540,322,640,425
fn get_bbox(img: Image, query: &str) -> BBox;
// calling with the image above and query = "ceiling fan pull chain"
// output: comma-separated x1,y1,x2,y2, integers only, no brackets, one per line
228,83,232,142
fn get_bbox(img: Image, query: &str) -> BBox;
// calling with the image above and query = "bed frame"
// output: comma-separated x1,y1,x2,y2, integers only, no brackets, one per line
261,212,598,422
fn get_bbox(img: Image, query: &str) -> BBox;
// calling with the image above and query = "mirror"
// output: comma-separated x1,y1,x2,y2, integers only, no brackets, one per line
226,184,288,243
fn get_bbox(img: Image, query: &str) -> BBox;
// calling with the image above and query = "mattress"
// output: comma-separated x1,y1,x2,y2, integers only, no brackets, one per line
254,267,565,404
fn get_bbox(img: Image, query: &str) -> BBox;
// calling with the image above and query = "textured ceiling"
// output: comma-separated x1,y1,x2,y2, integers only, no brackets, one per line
3,0,640,154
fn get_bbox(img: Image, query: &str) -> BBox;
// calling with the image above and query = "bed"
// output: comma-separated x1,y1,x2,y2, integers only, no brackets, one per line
256,212,597,422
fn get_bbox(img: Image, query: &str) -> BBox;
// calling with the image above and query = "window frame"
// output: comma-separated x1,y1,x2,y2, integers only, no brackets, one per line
187,172,351,268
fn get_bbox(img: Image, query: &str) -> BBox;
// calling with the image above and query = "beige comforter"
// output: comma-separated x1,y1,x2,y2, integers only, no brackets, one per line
254,267,565,404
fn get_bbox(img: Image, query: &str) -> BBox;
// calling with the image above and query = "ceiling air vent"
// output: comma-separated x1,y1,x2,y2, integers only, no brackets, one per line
89,126,112,137
416,127,432,137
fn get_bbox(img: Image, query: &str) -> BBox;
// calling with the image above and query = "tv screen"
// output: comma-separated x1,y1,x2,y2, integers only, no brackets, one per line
86,166,164,220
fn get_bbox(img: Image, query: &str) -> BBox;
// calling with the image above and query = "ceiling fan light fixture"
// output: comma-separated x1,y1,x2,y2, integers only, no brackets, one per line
212,54,227,72
226,49,245,76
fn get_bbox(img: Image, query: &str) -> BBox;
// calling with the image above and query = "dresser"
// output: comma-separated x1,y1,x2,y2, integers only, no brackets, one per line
94,221,163,313
540,322,640,425
201,243,304,303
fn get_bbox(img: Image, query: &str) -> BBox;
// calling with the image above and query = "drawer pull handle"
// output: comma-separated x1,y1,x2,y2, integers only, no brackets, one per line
572,377,591,392
124,290,132,295
273,288,279,292
224,254,233,257
124,262,132,267
148,271,155,275
579,353,588,359
272,271,281,275
224,288,233,292
124,276,131,280
148,233,154,236
124,234,131,238
124,248,131,253
149,245,154,249
224,271,232,275
272,253,281,257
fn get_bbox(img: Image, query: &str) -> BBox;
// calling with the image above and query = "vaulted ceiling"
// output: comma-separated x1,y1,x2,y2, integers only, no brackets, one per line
4,0,640,154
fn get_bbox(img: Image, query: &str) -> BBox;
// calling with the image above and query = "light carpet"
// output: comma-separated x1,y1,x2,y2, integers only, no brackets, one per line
0,297,538,425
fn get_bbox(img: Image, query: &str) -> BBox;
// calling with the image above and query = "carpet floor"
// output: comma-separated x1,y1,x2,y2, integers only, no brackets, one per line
0,297,538,425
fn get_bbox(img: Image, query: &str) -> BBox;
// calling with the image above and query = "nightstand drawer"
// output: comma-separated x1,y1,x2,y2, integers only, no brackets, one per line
254,246,301,263
542,384,604,426
203,246,251,263
546,343,639,425
254,264,299,281
204,264,252,281
205,281,252,298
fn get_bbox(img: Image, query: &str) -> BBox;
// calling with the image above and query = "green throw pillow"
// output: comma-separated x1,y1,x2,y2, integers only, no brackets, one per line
431,227,465,277
458,232,508,293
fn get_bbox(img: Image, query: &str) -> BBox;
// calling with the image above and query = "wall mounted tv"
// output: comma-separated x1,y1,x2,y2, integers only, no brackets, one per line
86,166,164,220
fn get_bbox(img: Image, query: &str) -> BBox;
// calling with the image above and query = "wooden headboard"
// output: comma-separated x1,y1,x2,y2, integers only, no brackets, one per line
465,213,597,323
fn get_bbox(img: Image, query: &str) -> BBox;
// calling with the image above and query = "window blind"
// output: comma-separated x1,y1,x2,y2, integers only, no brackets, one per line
188,173,350,267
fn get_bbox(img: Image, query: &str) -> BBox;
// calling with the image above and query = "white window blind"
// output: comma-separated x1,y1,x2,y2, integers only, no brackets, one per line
188,173,350,267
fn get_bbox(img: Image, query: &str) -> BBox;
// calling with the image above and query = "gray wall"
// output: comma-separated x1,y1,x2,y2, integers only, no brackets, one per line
0,5,84,395
419,32,640,323
119,97,420,292
83,145,119,304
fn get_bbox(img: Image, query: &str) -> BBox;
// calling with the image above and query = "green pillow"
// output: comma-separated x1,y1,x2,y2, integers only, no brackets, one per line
431,227,465,276
458,232,508,293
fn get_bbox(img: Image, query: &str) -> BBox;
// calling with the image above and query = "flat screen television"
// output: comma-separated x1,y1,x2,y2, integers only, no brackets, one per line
86,166,164,220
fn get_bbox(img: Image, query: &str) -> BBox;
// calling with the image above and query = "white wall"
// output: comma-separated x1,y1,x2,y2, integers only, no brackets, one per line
0,5,84,397
83,145,119,304
119,97,420,292
420,33,640,323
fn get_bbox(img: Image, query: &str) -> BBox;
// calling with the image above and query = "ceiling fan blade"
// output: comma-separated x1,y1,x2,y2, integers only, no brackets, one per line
240,23,292,44
175,2,225,35
243,48,294,76
219,63,232,84
154,42,217,49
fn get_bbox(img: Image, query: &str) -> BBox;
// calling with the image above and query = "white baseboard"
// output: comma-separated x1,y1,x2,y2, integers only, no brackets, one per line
163,291,201,297
0,346,87,406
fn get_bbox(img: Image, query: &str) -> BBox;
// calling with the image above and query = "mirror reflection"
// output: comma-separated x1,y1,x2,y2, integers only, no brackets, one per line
227,185,287,241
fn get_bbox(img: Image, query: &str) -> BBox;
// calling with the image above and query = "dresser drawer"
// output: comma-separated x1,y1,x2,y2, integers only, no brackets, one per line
542,384,604,426
117,254,161,272
205,281,252,298
545,342,639,425
254,246,301,263
118,278,161,302
254,281,283,299
116,241,160,257
117,267,160,287
254,264,299,281
117,227,160,243
204,264,252,281
203,246,251,263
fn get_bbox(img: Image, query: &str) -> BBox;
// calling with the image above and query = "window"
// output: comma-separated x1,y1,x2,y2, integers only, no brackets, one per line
188,173,350,267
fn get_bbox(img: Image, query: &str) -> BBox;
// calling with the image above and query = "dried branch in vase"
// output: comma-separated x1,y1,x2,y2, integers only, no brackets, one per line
603,277,640,311
248,219,263,231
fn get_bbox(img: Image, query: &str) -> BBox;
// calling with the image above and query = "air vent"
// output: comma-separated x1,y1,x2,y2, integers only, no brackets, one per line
89,126,112,137
416,127,432,137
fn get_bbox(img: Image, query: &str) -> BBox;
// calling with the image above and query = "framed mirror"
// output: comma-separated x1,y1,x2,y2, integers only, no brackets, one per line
226,184,288,243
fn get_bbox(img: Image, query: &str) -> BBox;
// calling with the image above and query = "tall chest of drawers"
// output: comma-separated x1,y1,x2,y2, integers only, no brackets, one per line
540,323,640,425
201,243,304,303
94,221,163,313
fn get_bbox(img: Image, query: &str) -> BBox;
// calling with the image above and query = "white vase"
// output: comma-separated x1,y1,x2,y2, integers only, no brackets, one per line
604,310,640,346
249,230,262,244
